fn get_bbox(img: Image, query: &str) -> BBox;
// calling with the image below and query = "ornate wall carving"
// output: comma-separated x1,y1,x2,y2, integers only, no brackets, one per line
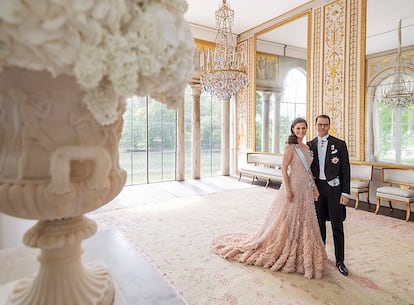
322,0,346,138
246,36,256,151
235,39,250,152
346,0,360,159
310,7,322,133
309,0,364,160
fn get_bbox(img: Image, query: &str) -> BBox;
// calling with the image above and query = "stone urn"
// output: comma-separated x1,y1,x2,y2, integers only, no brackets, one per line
0,67,127,305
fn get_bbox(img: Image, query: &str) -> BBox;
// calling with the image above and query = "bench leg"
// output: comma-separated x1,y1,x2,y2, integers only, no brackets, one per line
388,201,393,211
406,204,411,222
265,179,270,188
375,197,380,215
354,194,360,210
238,173,242,182
250,176,255,184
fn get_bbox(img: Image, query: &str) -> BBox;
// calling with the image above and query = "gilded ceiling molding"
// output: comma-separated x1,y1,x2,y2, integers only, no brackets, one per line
322,0,346,139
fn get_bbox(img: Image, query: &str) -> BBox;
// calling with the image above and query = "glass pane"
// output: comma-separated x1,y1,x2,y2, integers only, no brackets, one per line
200,93,222,176
375,74,414,165
211,96,221,176
119,96,148,185
148,98,176,182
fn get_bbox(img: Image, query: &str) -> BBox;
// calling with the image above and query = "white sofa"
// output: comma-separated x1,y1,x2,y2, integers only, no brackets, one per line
238,152,283,187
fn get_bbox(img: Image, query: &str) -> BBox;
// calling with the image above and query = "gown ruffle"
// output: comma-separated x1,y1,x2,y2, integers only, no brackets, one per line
211,144,327,279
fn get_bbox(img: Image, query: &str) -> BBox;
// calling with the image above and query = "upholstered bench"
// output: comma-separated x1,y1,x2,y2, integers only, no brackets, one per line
350,164,373,209
375,168,414,221
238,152,283,187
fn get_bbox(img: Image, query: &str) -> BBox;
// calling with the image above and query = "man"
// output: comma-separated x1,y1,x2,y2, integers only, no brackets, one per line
308,114,351,276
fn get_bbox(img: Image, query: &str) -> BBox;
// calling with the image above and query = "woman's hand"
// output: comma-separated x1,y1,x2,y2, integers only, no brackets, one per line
313,185,320,201
286,189,293,201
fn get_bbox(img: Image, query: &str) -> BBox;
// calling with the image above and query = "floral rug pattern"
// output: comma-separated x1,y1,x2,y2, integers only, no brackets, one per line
91,187,414,305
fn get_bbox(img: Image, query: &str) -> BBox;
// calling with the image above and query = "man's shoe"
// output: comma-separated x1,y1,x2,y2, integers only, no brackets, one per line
336,261,349,276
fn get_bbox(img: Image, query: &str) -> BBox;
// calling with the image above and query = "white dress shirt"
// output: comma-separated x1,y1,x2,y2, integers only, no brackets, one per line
318,136,328,180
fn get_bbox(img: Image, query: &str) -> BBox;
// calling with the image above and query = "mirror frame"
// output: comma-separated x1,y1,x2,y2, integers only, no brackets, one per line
252,10,312,151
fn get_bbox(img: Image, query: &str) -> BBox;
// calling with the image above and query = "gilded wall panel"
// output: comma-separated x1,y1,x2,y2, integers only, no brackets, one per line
310,7,322,136
193,39,215,81
322,0,346,138
310,0,364,160
345,0,364,159
235,39,249,152
246,36,256,151
346,0,358,158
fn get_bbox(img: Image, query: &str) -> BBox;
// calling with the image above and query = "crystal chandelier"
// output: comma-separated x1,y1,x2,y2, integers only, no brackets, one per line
381,20,414,109
200,0,248,100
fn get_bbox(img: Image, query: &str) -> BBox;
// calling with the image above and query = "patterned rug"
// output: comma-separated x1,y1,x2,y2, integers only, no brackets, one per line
90,187,414,305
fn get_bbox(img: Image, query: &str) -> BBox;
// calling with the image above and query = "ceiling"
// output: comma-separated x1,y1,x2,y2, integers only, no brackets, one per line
184,0,414,55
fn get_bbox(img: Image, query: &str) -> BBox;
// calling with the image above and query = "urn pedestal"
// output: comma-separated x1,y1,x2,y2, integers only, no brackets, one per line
0,67,127,305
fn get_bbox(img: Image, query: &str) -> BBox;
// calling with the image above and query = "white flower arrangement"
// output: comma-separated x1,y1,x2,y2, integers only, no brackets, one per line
0,0,195,125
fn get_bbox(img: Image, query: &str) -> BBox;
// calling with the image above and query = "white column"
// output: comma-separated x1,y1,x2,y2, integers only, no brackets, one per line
261,92,272,152
175,95,185,181
221,98,230,175
191,85,201,179
230,97,236,175
272,92,282,154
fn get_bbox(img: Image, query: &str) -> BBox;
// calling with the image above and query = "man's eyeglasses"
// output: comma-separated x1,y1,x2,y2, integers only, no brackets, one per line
317,123,329,128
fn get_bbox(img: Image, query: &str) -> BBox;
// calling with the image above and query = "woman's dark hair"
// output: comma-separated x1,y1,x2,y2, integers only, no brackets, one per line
287,117,308,144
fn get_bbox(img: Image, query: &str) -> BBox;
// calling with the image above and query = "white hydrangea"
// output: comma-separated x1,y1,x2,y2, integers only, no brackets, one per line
0,0,195,125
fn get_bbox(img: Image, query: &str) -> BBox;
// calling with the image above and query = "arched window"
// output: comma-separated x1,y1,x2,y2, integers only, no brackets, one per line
372,74,414,165
279,68,307,147
255,67,307,153
281,68,307,118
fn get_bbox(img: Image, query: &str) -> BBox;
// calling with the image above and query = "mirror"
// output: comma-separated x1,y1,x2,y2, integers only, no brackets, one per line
365,0,414,165
254,13,309,154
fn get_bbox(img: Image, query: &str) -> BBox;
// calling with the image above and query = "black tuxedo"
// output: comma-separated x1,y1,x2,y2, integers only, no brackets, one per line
308,135,350,195
308,135,350,263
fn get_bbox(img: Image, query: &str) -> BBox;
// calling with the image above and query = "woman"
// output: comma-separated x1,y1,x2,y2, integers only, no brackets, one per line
212,118,327,279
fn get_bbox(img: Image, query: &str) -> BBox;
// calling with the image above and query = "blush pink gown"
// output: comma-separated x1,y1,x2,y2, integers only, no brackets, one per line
212,145,327,279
